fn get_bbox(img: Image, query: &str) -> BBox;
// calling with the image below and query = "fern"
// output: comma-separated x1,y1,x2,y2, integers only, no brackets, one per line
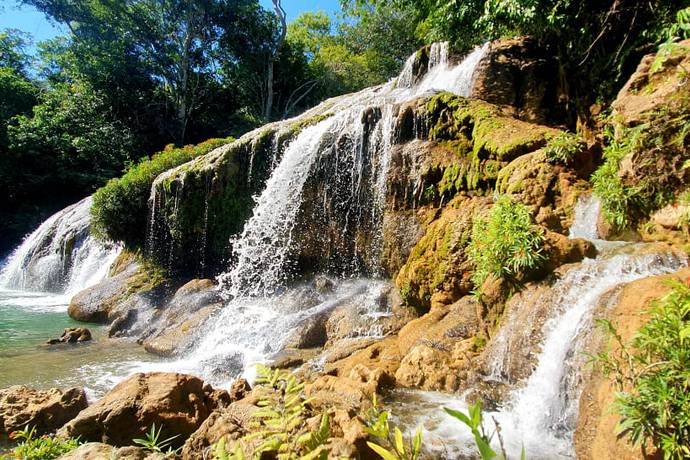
213,365,330,460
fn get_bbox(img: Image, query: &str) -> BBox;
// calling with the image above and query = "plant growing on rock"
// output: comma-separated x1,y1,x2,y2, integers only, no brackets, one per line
590,280,690,459
7,426,80,460
365,395,423,460
133,423,180,456
467,195,545,296
91,137,232,247
213,365,330,460
652,6,690,74
543,132,585,165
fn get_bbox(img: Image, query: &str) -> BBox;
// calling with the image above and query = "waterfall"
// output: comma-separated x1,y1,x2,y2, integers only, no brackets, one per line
569,194,602,240
402,197,688,458
0,197,121,295
163,43,490,384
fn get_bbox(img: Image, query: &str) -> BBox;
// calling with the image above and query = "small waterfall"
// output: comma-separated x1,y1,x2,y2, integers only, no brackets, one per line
569,194,602,240
0,197,121,294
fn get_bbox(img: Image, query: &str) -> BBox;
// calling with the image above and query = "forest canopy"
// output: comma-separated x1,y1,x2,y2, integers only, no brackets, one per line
0,0,687,253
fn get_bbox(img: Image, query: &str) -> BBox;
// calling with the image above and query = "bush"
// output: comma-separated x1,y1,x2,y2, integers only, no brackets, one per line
467,195,545,294
592,280,690,458
543,132,585,164
91,137,232,247
8,426,80,460
365,395,423,460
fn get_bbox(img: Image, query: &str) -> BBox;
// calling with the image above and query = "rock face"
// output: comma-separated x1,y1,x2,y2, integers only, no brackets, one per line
60,373,228,447
0,386,87,435
471,37,568,125
46,327,92,345
575,267,690,459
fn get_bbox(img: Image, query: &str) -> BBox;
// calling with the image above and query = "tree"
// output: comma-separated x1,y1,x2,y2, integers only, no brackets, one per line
264,0,286,120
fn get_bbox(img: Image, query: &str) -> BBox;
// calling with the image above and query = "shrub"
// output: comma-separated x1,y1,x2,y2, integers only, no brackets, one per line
592,280,690,459
467,195,545,294
91,137,232,247
8,426,80,460
213,365,330,460
543,132,585,164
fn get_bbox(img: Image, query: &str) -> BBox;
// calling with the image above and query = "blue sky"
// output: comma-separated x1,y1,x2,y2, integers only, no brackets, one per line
0,0,342,48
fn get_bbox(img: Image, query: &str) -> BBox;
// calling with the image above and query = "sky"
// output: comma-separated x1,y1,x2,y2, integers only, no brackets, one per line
0,0,342,49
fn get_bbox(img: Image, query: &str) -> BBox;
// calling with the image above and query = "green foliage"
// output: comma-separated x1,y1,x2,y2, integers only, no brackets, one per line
365,395,423,460
133,423,180,456
651,7,690,73
445,402,525,460
543,132,585,165
591,280,690,459
91,137,231,247
468,195,545,294
213,365,330,460
7,426,80,460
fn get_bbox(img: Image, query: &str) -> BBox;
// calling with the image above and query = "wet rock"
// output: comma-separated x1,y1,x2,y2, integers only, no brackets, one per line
229,379,251,401
46,327,92,345
0,386,87,436
59,372,227,447
142,278,223,356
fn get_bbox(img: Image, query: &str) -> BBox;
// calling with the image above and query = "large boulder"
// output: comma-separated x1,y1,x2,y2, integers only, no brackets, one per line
0,386,87,436
59,373,229,447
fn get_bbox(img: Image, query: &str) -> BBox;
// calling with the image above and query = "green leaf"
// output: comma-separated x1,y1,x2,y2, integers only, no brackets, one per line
366,442,400,460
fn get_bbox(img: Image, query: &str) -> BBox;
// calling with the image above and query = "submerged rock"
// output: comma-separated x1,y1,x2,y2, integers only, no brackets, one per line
0,386,87,436
46,327,92,345
59,372,229,447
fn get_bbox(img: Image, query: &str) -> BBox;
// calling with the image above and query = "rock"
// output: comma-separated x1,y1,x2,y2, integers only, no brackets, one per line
59,373,227,447
472,37,568,125
180,402,256,460
228,379,251,401
541,230,597,273
57,442,166,460
0,386,87,436
47,327,92,345
651,203,690,230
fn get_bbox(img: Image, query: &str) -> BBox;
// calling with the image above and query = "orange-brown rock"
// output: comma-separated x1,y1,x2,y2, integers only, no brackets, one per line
59,373,228,447
0,386,87,436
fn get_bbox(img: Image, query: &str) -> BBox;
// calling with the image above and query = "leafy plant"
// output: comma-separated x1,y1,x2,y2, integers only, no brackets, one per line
445,402,525,460
365,395,423,460
467,195,545,295
213,365,330,460
91,137,231,247
543,132,585,165
651,6,690,73
132,423,180,456
7,426,80,460
590,280,690,459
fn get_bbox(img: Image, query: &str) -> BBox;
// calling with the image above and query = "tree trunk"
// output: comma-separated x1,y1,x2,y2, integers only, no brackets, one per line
264,0,286,121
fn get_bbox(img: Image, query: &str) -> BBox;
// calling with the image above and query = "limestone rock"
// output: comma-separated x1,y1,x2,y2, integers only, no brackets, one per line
59,373,227,447
0,386,87,435
651,203,690,230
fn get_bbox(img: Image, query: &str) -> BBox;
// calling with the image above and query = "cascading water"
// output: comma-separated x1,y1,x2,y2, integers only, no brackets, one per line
569,194,602,240
158,43,491,384
397,197,688,459
0,196,121,294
